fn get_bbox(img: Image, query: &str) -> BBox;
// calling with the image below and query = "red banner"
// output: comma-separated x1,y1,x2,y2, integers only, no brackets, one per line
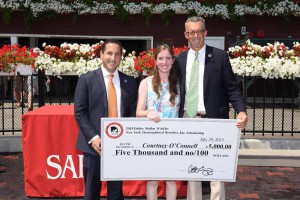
22,105,187,197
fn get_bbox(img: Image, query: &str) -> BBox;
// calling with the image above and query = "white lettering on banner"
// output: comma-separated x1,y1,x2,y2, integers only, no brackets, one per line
46,155,84,179
78,154,83,178
61,155,76,178
47,155,62,179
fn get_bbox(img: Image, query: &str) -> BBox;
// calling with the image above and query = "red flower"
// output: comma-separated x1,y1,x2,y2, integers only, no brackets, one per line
44,45,62,59
134,45,188,73
0,44,36,72
293,43,300,57
276,43,287,57
258,46,272,59
91,43,103,58
43,42,103,62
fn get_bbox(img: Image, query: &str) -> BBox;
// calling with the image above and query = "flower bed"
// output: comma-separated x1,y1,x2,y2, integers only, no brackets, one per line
228,40,300,79
36,42,187,77
0,44,37,75
1,0,300,27
35,42,103,76
35,41,139,77
2,40,299,79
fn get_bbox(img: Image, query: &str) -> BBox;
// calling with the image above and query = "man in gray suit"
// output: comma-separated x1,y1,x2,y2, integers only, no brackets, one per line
175,16,248,200
74,39,137,200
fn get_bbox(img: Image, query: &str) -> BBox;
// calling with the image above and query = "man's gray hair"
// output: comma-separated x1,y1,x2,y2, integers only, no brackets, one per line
185,16,206,31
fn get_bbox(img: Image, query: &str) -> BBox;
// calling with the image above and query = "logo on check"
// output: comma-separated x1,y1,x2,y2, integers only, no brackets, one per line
105,122,123,139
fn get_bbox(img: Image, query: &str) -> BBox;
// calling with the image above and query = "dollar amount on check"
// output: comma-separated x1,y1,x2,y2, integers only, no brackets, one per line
101,118,241,182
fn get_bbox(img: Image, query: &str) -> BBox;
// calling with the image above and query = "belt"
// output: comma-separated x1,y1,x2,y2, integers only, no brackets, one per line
196,113,207,118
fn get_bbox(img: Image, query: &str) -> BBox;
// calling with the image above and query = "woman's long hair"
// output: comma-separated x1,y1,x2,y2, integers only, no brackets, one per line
152,44,178,107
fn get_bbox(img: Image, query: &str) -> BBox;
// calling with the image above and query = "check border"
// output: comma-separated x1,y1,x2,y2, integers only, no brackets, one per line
101,118,240,182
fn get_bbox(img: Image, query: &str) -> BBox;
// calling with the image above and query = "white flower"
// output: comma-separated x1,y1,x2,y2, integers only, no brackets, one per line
35,42,139,77
2,0,300,19
229,40,300,79
118,53,139,78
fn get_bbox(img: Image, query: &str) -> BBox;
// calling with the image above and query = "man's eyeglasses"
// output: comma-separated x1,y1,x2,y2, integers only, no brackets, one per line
185,30,206,36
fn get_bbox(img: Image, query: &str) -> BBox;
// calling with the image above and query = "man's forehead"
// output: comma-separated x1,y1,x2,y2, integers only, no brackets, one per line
104,43,121,52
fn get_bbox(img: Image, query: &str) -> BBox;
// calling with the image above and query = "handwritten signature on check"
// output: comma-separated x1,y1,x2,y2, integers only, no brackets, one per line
187,164,213,176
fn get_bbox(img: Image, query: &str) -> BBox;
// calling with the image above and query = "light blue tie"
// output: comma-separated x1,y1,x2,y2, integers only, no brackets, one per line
186,52,199,117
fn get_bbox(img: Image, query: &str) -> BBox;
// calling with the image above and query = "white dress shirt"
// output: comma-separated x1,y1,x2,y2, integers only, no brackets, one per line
89,67,121,144
184,45,206,114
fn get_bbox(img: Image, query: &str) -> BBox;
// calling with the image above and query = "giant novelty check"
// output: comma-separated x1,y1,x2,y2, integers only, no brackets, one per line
101,118,241,182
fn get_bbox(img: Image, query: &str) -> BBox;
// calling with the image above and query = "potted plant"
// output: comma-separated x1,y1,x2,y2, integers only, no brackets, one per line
228,40,300,79
35,42,104,77
35,41,138,77
0,44,37,75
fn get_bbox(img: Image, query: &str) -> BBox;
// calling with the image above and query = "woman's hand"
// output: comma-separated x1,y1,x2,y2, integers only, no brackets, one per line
147,110,161,123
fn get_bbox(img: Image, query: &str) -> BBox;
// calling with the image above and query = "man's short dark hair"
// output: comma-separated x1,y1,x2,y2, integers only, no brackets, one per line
101,39,123,54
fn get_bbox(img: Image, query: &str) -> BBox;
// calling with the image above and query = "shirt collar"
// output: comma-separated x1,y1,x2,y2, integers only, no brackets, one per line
101,67,119,78
189,44,206,56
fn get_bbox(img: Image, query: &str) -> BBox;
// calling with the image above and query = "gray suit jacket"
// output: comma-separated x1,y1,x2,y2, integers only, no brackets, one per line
74,69,137,154
175,45,246,119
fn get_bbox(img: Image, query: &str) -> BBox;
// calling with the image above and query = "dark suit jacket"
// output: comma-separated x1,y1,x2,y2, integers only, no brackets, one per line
175,45,246,119
74,69,137,155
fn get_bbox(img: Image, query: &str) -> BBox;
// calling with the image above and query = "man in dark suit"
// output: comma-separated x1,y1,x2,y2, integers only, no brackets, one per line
175,17,248,200
74,39,137,200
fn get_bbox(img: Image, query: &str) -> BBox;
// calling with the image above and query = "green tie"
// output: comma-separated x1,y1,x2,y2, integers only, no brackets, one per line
186,52,199,117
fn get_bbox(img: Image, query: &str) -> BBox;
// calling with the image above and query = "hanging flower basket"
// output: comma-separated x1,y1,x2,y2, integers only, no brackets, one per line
0,70,14,76
45,69,53,76
0,64,14,76
142,70,150,76
61,71,78,76
36,42,139,78
15,64,33,75
228,40,300,79
0,44,37,76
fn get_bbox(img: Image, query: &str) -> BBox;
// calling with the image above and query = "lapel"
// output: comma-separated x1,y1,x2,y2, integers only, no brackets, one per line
204,45,214,94
180,51,188,94
118,71,129,117
94,69,107,113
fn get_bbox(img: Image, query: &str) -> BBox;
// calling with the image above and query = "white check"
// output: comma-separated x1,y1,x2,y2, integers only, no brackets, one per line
101,118,241,182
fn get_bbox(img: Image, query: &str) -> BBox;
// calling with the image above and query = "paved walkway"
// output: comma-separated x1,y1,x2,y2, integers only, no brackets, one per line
1,152,300,200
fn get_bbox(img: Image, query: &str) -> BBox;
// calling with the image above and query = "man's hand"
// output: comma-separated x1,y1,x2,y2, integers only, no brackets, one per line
236,112,248,129
92,137,101,155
